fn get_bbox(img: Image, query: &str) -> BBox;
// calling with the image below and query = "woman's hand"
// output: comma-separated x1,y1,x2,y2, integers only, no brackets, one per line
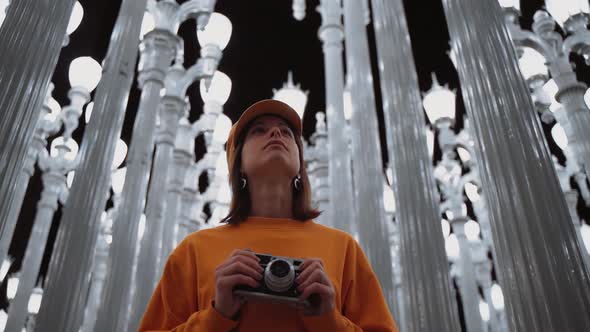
295,258,335,316
213,249,265,320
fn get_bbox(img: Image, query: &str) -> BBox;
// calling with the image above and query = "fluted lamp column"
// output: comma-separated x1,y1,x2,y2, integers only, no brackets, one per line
129,14,228,330
159,70,232,271
0,86,62,267
33,0,151,330
442,0,590,330
5,139,77,332
317,0,356,234
369,0,460,327
342,0,395,314
0,0,77,230
101,0,197,330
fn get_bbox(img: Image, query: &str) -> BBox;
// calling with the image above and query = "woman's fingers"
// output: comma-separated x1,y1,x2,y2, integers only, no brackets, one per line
298,282,334,302
217,273,260,291
296,260,324,284
216,250,261,273
297,268,329,291
219,261,264,281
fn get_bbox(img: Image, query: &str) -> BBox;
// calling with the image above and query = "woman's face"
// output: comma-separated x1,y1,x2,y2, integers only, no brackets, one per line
240,115,300,180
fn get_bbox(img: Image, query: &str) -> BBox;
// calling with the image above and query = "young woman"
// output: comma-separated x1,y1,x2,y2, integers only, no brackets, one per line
139,99,398,331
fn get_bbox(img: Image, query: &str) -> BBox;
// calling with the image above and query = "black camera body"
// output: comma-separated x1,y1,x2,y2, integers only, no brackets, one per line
234,253,310,308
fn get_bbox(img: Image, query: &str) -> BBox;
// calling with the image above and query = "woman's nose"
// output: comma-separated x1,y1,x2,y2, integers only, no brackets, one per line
269,126,282,138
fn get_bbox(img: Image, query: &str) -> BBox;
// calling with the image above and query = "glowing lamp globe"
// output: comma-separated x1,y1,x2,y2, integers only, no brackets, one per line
491,284,505,310
69,56,102,92
111,167,127,195
551,123,568,150
50,137,79,161
0,258,12,282
465,182,481,202
112,139,128,170
27,287,43,314
445,234,460,260
498,0,520,10
479,300,490,322
141,12,156,38
197,12,232,50
0,309,5,331
423,73,456,124
201,71,232,105
7,275,19,300
66,1,84,35
518,47,548,80
85,102,94,124
545,0,589,27
273,72,308,119
212,114,232,144
465,220,481,241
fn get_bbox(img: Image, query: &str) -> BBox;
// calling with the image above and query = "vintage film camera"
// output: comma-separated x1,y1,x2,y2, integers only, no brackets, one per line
234,253,311,308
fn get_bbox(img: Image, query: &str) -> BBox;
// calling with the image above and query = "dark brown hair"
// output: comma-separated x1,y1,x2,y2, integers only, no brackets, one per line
219,120,321,224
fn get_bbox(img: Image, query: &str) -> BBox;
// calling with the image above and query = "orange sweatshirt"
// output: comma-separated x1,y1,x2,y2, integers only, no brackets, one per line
138,217,398,332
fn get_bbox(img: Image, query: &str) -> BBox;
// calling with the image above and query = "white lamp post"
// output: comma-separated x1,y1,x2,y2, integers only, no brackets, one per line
6,135,76,331
273,71,309,119
1,85,63,268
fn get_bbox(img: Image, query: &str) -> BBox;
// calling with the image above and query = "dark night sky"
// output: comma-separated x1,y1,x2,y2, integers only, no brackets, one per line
5,0,589,320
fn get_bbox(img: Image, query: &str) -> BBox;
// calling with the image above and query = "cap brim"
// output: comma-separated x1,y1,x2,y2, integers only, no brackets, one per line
226,100,302,180
232,99,302,142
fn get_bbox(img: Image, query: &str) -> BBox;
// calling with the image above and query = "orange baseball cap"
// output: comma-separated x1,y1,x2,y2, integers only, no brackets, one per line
225,99,302,179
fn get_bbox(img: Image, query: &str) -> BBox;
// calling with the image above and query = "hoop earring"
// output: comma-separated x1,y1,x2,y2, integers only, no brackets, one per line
240,177,247,190
293,175,302,191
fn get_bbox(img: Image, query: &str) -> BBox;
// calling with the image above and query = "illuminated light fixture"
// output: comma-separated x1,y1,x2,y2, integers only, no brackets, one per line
212,114,232,144
545,0,589,27
273,71,308,119
66,1,84,35
200,71,232,106
111,167,127,195
518,47,548,80
197,12,233,50
423,73,456,125
69,56,103,92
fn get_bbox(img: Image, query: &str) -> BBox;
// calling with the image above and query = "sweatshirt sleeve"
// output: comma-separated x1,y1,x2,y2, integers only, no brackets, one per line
301,237,398,332
138,240,239,332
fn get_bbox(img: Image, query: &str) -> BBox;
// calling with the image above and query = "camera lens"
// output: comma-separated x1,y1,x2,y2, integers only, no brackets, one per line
270,260,290,278
265,259,295,292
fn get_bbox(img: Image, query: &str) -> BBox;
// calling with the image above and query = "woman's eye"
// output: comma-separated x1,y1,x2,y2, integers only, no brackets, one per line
253,127,265,134
281,128,293,136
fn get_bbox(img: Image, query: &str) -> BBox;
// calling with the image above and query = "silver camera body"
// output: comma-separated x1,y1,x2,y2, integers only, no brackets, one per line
234,253,310,308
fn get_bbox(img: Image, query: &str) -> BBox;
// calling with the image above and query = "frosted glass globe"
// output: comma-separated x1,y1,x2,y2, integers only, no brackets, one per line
197,12,232,50
67,1,84,35
201,71,232,105
69,56,102,92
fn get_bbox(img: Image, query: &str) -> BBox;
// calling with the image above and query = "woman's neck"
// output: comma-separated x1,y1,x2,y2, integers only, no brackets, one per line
247,177,293,219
